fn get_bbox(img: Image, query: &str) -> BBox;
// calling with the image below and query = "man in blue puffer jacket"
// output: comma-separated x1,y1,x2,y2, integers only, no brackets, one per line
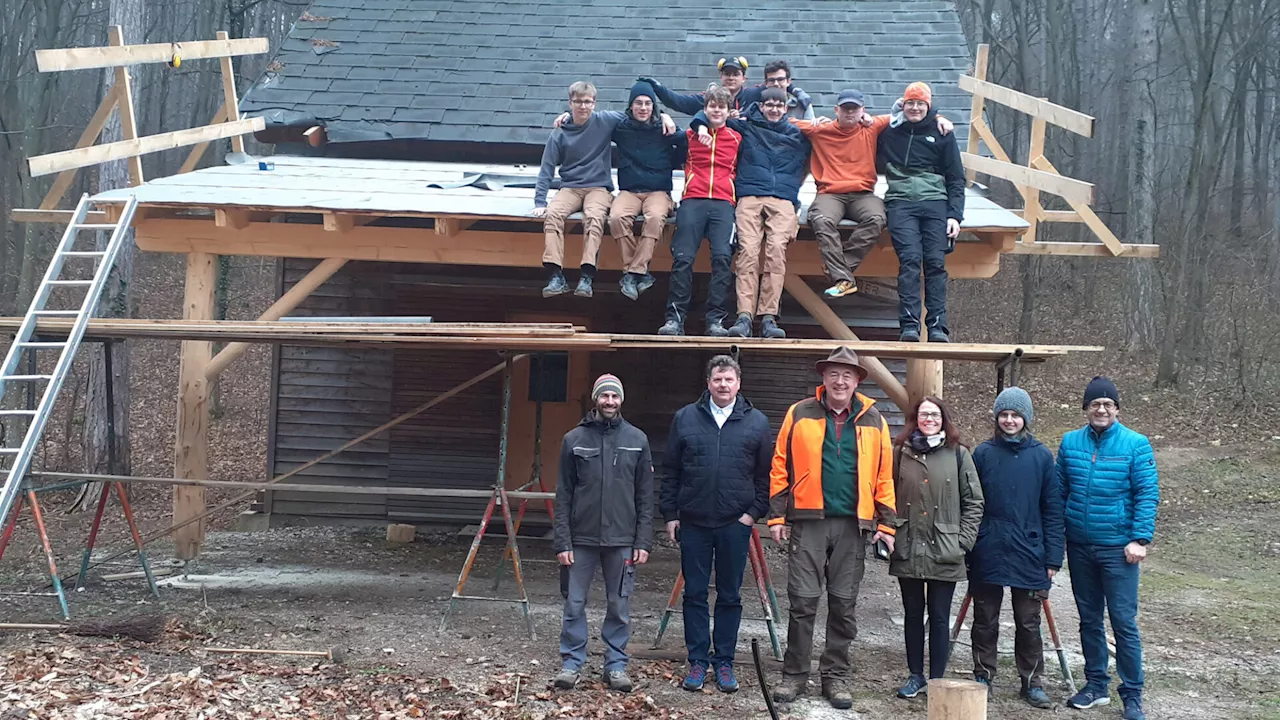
1056,376,1159,720
660,354,772,694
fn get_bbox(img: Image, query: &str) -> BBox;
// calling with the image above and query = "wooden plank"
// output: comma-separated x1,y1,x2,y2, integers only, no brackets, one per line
304,126,326,147
1008,241,1159,258
38,86,120,210
1030,156,1125,255
11,209,108,224
1015,209,1082,223
36,36,268,72
215,31,244,155
958,74,1095,137
1022,116,1047,243
178,104,227,174
970,118,1012,163
107,26,144,187
205,258,348,379
964,43,989,185
28,117,264,177
174,252,216,560
961,153,1094,206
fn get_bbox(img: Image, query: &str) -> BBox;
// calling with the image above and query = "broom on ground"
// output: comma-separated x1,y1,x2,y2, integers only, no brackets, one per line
0,614,166,643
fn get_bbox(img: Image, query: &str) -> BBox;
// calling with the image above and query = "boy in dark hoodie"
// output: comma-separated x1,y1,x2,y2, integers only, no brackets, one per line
876,82,965,343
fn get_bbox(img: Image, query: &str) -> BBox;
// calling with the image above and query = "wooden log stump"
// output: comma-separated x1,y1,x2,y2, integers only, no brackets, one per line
927,678,987,720
386,524,415,544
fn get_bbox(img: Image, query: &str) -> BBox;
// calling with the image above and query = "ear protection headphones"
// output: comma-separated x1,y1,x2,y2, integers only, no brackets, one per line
717,56,748,72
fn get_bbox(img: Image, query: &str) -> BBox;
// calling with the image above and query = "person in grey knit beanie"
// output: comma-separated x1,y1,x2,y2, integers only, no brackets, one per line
993,386,1033,431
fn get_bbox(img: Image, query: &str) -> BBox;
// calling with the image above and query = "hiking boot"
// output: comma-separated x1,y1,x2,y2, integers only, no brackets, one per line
821,679,853,710
896,674,927,699
772,675,807,703
715,664,739,693
927,326,950,343
636,273,656,296
1021,685,1052,709
760,315,786,339
553,667,580,690
824,279,858,298
899,327,921,343
976,675,993,699
658,319,684,336
706,320,730,337
574,274,594,298
682,663,708,691
604,669,633,693
620,274,639,301
1122,697,1147,720
542,271,569,298
726,313,753,338
1068,685,1111,709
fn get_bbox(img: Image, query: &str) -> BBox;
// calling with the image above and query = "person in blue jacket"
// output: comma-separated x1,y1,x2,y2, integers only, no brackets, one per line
967,387,1063,709
660,354,772,695
1057,376,1158,720
638,56,813,118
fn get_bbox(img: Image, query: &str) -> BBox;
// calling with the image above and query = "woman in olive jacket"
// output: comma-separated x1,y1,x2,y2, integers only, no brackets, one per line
889,396,984,700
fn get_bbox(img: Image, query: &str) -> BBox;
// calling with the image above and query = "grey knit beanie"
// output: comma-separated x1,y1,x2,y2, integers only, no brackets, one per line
993,386,1033,425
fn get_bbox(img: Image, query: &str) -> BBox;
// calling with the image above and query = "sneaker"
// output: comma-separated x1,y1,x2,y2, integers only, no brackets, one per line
553,667,580,690
620,274,639,301
715,664,739,693
927,327,950,343
896,674,928,699
1122,697,1147,720
1022,685,1052,709
899,327,921,343
682,663,708,691
605,669,633,693
574,274,593,298
772,676,807,703
636,273,656,296
976,675,993,698
1068,686,1111,709
760,315,786,339
824,279,858,298
542,271,569,298
706,320,730,337
821,679,853,710
726,313,752,338
658,319,684,336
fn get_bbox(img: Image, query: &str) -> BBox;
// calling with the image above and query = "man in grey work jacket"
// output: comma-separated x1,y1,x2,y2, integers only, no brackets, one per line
553,373,654,694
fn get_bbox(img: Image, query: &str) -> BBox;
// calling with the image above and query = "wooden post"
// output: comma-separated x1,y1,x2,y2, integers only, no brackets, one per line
174,252,216,560
107,26,144,187
216,30,245,155
927,678,987,719
906,356,944,407
782,274,911,410
1022,115,1047,243
964,43,990,186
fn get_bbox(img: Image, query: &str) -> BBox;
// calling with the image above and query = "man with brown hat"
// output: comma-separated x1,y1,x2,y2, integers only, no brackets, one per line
767,347,897,708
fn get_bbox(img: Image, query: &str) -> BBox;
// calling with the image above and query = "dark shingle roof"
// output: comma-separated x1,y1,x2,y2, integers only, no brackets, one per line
242,0,973,146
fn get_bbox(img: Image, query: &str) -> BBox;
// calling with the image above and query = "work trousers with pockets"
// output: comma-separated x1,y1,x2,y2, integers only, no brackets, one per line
782,517,865,682
559,545,635,673
898,577,957,679
542,187,613,270
680,520,752,669
808,192,886,283
886,199,950,332
1067,543,1144,700
608,191,672,275
970,582,1047,687
734,196,797,317
665,198,735,328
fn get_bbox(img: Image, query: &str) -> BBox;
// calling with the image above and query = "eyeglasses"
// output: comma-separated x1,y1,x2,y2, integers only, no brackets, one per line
570,98,596,106
762,102,787,110
918,411,943,420
1088,400,1117,411
903,100,929,109
764,75,789,85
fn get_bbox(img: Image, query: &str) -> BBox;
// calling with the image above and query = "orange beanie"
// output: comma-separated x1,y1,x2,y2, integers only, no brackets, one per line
904,82,933,107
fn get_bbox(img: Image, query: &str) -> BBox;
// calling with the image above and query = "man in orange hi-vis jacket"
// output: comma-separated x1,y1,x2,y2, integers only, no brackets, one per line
767,346,896,710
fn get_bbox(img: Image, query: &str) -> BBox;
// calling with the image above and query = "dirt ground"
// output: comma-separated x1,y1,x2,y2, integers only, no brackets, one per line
3,445,1280,719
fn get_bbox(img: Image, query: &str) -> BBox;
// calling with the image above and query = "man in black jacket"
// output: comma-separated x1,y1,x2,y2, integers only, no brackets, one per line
660,355,772,694
554,374,654,694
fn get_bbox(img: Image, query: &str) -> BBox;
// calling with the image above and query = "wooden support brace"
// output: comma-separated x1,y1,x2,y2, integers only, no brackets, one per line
174,252,216,560
782,274,911,410
216,31,245,155
964,43,989,186
214,208,250,230
970,118,1012,164
961,153,1094,206
28,117,264,177
1030,156,1124,255
179,104,228,174
322,212,373,233
37,86,121,210
434,217,476,237
204,257,348,379
959,74,1095,137
1010,241,1158,257
36,36,268,72
1016,209,1082,223
1022,117,1047,244
12,209,109,224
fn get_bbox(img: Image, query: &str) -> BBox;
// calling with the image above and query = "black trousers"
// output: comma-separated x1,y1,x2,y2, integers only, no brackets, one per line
970,582,1046,687
886,199,950,332
664,198,735,328
898,577,956,679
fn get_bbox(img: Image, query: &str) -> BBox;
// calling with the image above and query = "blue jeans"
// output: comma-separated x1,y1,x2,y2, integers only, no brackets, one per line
886,199,950,332
1067,543,1143,699
680,520,752,668
665,198,735,328
559,545,634,673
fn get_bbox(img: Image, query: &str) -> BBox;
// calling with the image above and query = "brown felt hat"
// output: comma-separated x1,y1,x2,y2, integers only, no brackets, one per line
815,346,868,381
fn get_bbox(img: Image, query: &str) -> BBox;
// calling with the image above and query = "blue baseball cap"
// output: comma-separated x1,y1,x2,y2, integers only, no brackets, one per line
836,89,866,107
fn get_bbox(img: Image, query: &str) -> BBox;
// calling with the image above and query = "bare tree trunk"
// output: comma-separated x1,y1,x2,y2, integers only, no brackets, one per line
1123,0,1160,350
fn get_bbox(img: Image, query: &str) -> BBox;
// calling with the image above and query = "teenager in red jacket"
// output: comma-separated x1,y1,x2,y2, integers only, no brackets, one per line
658,86,741,337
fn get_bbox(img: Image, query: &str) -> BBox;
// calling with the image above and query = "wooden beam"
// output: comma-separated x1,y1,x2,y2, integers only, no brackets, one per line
435,217,476,236
958,74,1095,137
969,117,1012,164
782,274,911,410
12,209,108,224
303,126,326,147
28,117,264,177
37,86,120,210
214,208,250,229
204,258,348,379
1030,155,1125,255
964,43,990,186
36,36,268,72
107,26,144,187
906,355,944,407
1008,241,1159,258
1022,116,1047,243
215,31,245,155
174,252,216,560
179,104,227,174
1015,209,1082,223
961,153,1094,206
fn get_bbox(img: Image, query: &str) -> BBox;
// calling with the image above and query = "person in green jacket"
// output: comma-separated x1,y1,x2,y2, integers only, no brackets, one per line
889,396,984,700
